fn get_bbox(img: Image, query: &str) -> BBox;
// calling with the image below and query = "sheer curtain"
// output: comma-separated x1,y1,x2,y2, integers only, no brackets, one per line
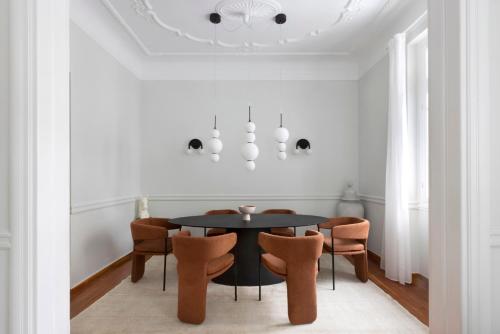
382,33,412,284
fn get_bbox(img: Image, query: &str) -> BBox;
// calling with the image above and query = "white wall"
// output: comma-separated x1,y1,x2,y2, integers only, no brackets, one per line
0,0,9,331
490,0,500,330
141,80,359,234
70,23,141,287
358,56,389,257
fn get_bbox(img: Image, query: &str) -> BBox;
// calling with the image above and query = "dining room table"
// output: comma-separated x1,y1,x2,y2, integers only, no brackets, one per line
170,213,328,286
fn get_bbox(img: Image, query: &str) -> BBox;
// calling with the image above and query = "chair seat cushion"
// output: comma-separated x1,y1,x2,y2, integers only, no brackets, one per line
135,238,172,254
207,228,227,236
207,253,234,276
261,253,287,277
324,238,365,253
270,227,295,237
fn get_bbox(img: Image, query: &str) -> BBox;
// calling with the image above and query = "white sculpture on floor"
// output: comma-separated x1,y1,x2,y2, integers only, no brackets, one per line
138,197,150,219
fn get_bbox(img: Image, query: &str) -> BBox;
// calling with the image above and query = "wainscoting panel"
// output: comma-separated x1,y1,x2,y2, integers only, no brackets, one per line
0,247,9,334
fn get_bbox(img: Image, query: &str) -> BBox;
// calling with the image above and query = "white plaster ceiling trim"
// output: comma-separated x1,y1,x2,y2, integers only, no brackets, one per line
103,0,366,54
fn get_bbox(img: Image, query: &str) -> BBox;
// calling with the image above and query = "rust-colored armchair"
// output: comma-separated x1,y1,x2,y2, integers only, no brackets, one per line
258,230,323,325
261,209,296,237
204,209,239,237
130,218,181,291
173,231,237,324
318,217,370,290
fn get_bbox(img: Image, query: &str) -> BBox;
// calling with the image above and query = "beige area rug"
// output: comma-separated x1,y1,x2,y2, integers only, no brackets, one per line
71,255,428,334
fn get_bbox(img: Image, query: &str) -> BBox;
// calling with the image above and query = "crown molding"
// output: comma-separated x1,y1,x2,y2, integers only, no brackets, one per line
104,0,366,52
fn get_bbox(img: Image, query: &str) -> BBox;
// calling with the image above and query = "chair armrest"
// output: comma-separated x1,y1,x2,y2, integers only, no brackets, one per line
131,222,167,241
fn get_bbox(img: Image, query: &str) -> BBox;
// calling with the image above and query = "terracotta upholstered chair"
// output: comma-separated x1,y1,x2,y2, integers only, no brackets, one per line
204,209,239,237
317,217,370,290
130,218,182,291
258,230,323,325
261,209,296,237
173,231,237,324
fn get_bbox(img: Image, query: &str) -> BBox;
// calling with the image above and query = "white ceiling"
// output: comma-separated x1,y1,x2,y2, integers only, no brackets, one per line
100,0,409,55
70,0,427,79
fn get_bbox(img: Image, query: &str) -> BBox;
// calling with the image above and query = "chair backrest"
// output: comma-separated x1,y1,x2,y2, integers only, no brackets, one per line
130,219,167,243
172,231,237,263
205,209,239,215
318,217,370,241
261,209,296,215
258,230,323,264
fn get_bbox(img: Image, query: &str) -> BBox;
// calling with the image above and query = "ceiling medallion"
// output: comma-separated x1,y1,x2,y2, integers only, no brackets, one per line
128,0,366,51
215,0,282,25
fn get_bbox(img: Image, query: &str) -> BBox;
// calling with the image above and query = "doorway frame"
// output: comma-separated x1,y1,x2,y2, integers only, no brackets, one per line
7,0,492,332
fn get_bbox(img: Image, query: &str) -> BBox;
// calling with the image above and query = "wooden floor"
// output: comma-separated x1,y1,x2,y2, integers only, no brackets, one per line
71,253,429,325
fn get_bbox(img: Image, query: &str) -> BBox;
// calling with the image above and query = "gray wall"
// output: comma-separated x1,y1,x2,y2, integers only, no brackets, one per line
0,0,9,331
70,23,141,286
140,80,359,226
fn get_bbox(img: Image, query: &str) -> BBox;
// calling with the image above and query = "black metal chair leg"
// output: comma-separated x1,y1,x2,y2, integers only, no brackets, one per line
234,243,238,301
258,250,262,301
163,254,167,291
204,227,207,237
318,257,321,272
293,226,296,236
331,235,335,290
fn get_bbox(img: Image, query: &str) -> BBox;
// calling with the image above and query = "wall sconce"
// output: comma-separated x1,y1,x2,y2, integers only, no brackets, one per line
186,139,204,154
294,139,312,155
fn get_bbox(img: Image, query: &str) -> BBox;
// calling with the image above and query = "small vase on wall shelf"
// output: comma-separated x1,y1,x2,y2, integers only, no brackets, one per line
336,183,365,218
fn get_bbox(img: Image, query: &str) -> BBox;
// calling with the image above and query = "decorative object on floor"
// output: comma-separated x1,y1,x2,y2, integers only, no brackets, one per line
241,106,259,171
207,115,223,162
317,217,370,290
186,138,204,154
239,205,256,221
137,197,150,219
173,231,237,324
274,115,289,160
258,230,323,325
336,182,365,218
294,138,312,155
130,218,182,291
204,209,239,237
261,208,296,237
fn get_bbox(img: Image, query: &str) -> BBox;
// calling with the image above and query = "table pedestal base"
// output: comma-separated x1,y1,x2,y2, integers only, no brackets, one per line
212,228,284,286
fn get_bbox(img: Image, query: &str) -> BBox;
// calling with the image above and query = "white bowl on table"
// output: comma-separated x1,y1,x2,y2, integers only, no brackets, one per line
239,205,256,221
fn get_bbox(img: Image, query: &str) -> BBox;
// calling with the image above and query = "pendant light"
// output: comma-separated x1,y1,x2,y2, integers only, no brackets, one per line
274,113,289,160
207,17,223,162
241,106,259,171
274,21,289,160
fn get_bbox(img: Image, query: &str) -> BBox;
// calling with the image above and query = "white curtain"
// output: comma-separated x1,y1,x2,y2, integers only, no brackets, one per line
382,33,412,284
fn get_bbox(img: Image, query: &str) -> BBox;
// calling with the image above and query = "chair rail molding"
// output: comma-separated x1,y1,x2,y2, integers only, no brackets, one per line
148,194,342,202
0,233,11,250
9,0,70,332
71,196,139,214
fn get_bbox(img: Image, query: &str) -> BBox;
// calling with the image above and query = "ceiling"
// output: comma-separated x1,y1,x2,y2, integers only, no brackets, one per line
100,0,406,56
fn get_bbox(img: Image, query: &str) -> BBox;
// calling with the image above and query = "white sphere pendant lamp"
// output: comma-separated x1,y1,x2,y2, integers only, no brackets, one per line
241,106,259,171
274,113,289,160
207,115,223,162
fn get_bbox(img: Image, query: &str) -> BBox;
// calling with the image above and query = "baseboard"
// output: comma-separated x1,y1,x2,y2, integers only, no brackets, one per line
71,252,133,296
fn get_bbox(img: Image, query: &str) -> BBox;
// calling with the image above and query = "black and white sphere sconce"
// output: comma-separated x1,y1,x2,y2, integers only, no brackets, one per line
241,106,259,171
295,139,312,155
207,115,223,162
187,139,204,154
274,113,289,160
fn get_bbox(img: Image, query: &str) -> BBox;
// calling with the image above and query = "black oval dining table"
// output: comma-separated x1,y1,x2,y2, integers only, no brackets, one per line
170,213,328,286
